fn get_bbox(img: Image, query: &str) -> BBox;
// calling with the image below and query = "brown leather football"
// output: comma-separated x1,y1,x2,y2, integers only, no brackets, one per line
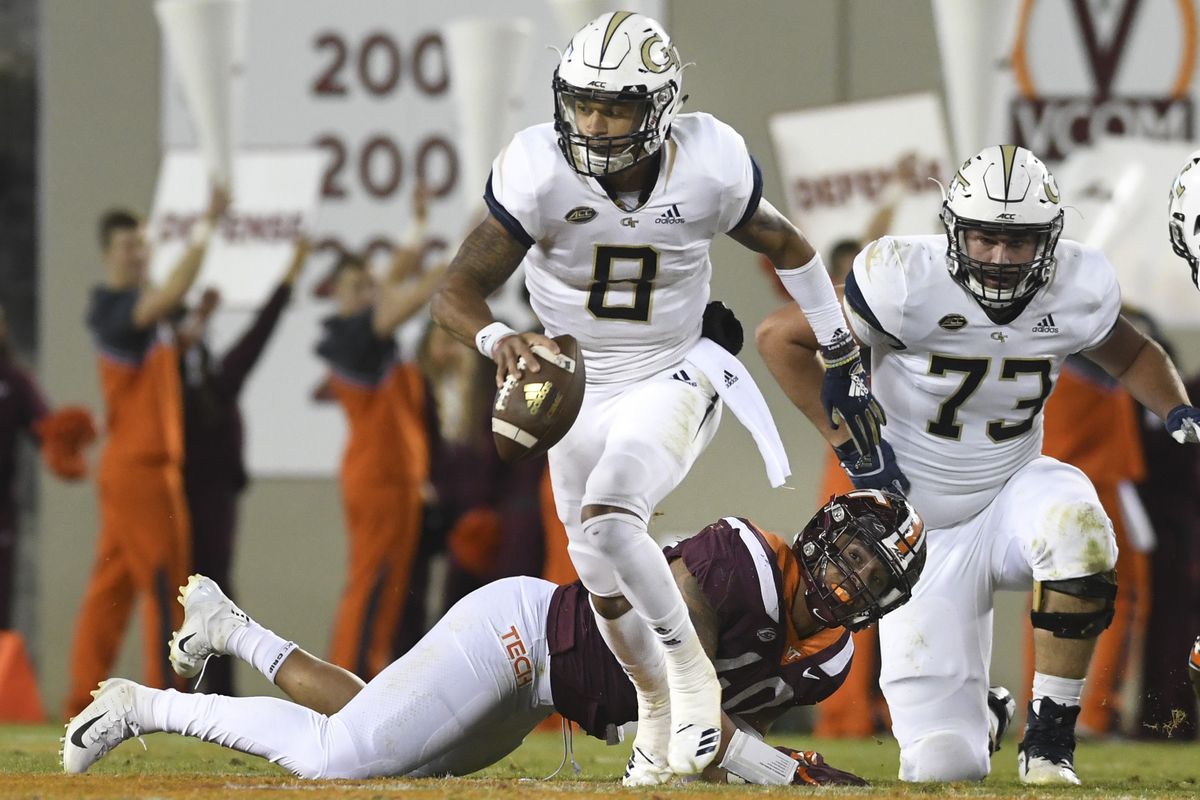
491,335,585,462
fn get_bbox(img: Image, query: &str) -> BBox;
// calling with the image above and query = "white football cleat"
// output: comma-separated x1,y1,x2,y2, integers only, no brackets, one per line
1017,698,1082,785
622,696,673,786
622,743,674,786
169,574,249,679
665,653,722,775
61,679,146,774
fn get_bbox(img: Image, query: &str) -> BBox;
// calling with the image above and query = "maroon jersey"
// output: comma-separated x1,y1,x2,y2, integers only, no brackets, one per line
0,359,48,509
547,517,853,739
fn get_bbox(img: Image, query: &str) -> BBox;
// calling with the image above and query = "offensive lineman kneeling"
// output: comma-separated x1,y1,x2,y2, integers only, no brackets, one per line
64,491,930,785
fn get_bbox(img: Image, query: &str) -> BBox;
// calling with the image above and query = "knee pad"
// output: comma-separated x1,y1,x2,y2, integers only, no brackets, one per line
900,731,989,782
566,537,621,598
1030,571,1117,639
580,511,647,560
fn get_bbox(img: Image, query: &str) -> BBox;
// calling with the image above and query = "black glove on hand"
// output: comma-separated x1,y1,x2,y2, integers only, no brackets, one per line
835,438,910,495
702,300,743,355
775,747,869,786
820,329,885,457
1166,404,1200,443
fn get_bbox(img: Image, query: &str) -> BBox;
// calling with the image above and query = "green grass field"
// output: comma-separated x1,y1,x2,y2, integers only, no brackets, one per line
0,724,1197,799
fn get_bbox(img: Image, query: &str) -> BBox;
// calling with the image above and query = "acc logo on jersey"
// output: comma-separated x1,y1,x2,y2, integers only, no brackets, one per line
524,381,558,415
757,627,777,642
564,206,597,224
938,313,968,330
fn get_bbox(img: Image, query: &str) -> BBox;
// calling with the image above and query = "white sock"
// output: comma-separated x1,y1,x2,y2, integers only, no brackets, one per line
590,599,670,762
1031,672,1084,713
582,513,692,650
138,686,336,778
589,598,669,698
225,621,297,685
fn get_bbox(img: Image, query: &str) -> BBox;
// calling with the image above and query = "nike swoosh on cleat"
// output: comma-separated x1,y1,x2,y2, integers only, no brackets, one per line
70,713,107,748
178,633,196,654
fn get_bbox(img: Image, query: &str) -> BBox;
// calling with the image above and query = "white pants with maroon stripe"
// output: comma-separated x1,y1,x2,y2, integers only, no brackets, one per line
141,577,556,778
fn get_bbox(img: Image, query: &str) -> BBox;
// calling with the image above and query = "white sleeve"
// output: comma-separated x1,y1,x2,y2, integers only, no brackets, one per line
711,119,763,233
484,134,543,246
1077,246,1123,351
842,238,908,350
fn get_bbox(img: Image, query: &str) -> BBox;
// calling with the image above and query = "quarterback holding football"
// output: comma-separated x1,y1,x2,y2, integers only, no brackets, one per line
430,11,882,784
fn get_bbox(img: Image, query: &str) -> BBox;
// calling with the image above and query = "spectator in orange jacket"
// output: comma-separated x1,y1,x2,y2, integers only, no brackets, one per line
65,185,228,716
317,246,445,680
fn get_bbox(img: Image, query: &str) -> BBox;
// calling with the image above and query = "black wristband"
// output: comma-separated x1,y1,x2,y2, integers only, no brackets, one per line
820,328,858,368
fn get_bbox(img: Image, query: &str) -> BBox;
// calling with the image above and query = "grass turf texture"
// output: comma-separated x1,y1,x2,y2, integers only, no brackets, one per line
0,724,1196,798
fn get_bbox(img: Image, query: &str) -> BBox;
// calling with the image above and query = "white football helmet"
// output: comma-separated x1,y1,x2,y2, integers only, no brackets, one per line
1168,150,1200,289
941,145,1064,311
553,11,684,177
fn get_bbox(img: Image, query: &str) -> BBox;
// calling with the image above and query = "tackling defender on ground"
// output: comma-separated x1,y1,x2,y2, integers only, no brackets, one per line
63,492,950,785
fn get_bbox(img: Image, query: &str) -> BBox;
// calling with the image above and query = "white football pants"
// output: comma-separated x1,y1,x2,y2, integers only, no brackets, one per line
879,456,1117,781
141,577,557,778
547,362,722,597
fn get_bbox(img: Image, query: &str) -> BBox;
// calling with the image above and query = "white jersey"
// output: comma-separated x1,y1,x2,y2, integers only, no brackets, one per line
486,113,762,385
844,235,1121,529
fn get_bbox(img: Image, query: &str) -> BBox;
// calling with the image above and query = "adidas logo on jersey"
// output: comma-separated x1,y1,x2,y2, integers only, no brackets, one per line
656,203,686,224
1032,313,1059,334
723,370,738,388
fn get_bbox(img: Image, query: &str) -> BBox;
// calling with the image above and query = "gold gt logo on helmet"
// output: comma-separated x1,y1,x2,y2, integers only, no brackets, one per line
640,33,679,73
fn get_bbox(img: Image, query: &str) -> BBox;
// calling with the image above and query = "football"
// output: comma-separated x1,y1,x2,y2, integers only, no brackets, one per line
491,335,586,462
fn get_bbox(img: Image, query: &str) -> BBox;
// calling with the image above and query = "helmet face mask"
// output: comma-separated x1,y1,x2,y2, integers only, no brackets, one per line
552,12,683,177
793,490,926,632
942,145,1065,311
942,212,1063,309
1168,151,1200,289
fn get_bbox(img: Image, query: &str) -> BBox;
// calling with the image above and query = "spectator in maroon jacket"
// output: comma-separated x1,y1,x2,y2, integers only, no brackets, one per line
173,238,309,693
0,304,96,627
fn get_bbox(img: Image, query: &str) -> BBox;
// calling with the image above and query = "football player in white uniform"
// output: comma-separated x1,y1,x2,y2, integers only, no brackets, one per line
1169,149,1200,290
1167,153,1200,704
757,145,1200,784
430,12,882,785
